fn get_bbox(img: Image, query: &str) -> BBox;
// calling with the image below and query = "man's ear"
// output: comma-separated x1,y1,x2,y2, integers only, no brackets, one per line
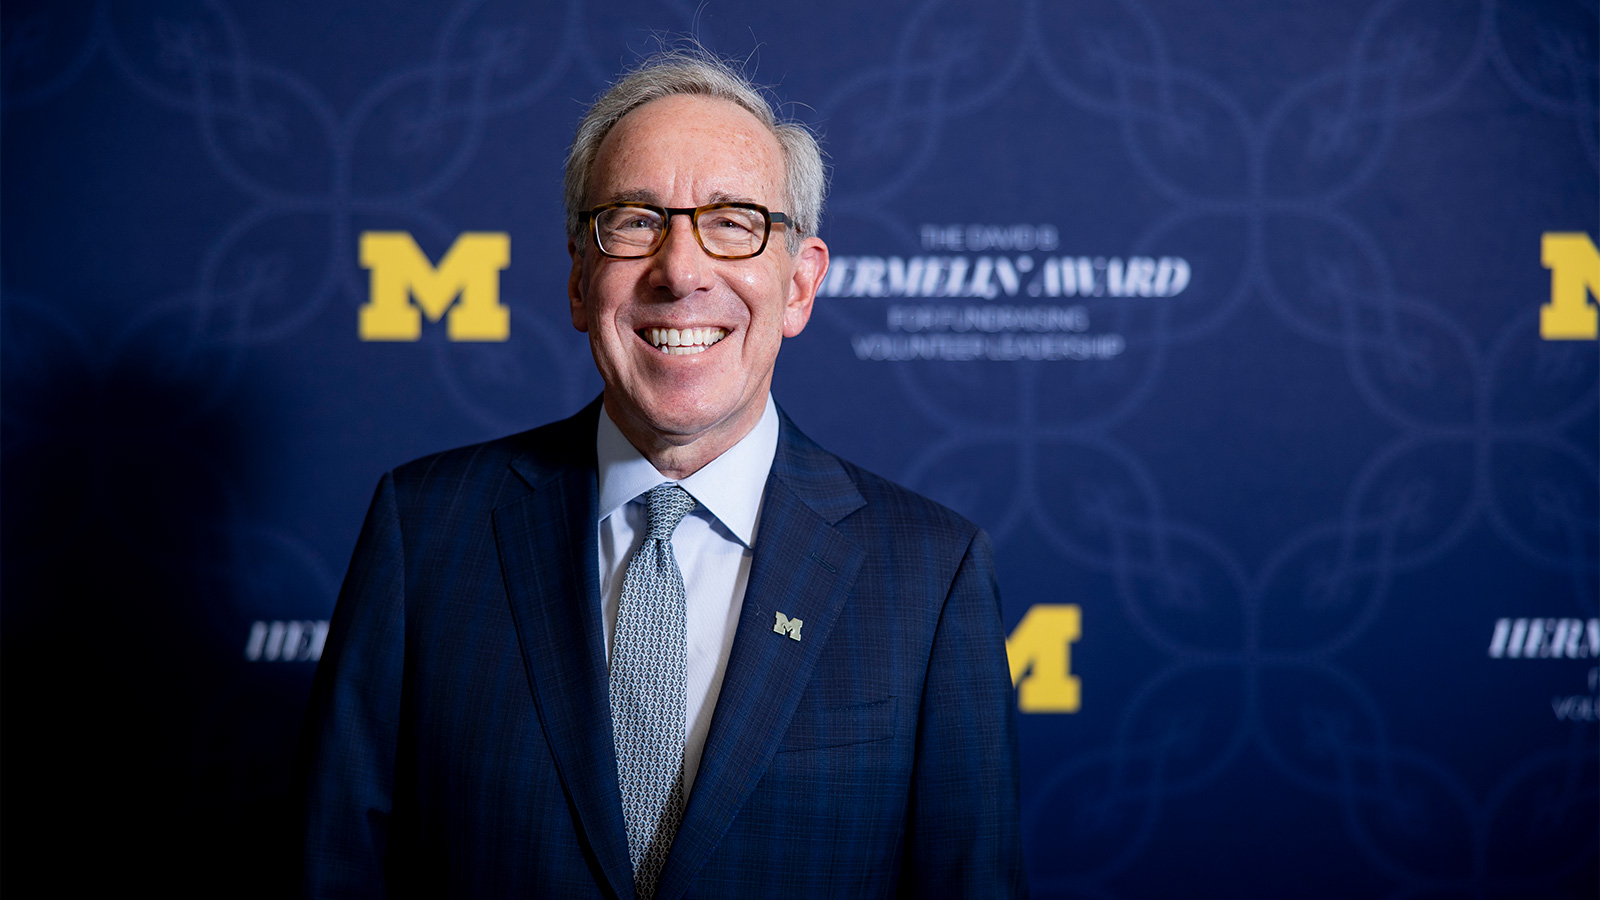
782,236,829,338
568,239,589,333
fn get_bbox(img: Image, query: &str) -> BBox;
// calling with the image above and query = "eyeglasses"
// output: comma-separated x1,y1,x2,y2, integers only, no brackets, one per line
580,202,791,260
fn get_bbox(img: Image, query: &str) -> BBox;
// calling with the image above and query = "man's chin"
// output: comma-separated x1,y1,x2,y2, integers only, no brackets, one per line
636,410,737,446
607,392,759,448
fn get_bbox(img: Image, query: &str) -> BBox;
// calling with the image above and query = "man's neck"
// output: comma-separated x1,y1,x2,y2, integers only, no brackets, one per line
601,395,768,481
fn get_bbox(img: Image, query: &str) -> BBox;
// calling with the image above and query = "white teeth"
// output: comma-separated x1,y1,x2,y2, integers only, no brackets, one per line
643,326,728,354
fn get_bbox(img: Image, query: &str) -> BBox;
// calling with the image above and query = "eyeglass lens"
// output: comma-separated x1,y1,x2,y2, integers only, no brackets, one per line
594,205,769,258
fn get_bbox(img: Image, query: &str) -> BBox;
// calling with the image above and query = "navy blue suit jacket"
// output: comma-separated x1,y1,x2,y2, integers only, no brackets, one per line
299,401,1025,898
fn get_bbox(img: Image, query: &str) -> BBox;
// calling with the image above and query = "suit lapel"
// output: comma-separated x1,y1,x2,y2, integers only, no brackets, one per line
654,414,866,900
493,404,635,899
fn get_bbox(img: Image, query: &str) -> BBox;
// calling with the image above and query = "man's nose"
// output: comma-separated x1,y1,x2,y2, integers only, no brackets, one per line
648,215,713,298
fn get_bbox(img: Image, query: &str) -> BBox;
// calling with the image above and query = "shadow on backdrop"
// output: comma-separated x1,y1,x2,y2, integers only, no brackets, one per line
2,318,305,896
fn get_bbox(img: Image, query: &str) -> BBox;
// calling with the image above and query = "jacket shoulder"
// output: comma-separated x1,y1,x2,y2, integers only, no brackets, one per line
776,411,980,553
837,456,982,549
387,404,596,510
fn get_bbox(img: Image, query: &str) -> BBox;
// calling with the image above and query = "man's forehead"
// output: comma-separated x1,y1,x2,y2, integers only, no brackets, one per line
608,93,772,141
588,95,784,200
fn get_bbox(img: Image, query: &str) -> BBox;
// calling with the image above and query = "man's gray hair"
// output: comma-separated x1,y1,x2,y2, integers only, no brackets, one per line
564,48,826,254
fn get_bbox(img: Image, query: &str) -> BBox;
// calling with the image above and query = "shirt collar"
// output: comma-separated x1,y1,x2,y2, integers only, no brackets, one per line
595,395,779,548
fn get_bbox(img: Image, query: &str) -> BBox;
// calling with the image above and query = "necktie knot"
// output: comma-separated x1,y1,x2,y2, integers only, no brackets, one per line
645,484,696,541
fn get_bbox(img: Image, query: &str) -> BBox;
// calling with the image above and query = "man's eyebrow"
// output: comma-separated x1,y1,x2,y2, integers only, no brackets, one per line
597,189,763,207
601,189,663,205
705,191,760,205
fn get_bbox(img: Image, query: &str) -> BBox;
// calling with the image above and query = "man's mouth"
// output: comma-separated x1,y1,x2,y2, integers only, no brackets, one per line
641,326,729,356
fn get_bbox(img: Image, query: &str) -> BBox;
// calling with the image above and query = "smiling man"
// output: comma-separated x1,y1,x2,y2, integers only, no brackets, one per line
299,49,1025,900
568,90,823,480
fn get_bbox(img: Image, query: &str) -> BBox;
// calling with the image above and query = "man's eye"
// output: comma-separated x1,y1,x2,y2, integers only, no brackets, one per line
705,215,755,232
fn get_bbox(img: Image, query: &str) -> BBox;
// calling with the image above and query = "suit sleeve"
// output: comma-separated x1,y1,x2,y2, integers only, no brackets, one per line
296,473,406,899
902,529,1028,898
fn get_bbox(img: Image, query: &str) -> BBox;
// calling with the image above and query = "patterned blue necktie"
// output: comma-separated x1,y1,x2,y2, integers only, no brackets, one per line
610,483,696,900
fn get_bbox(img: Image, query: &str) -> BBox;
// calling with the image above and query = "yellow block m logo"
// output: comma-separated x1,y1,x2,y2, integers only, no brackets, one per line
1541,232,1599,340
359,232,510,341
1006,604,1081,713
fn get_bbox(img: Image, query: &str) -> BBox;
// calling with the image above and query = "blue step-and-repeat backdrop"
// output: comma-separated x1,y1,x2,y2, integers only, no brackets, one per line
4,1,1597,896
